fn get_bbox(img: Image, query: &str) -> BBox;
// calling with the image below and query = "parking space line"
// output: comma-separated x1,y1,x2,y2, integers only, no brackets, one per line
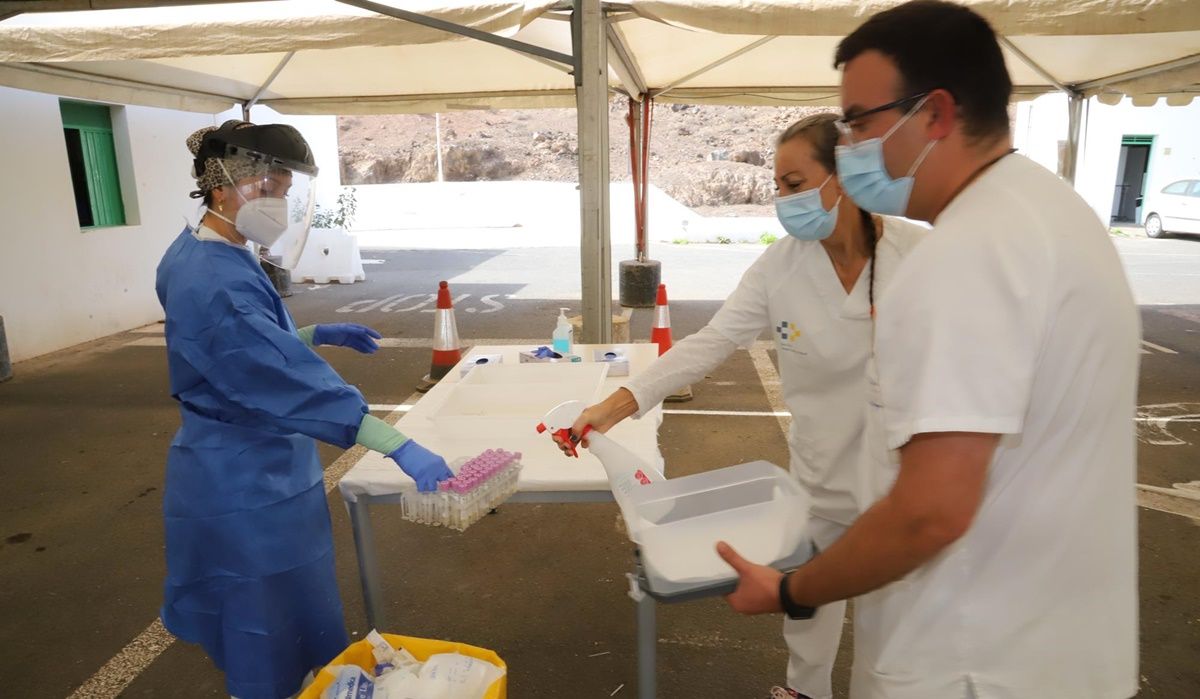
1136,484,1200,520
65,619,175,699
368,404,413,413
747,343,790,438
664,409,791,417
123,337,546,349
1141,340,1178,355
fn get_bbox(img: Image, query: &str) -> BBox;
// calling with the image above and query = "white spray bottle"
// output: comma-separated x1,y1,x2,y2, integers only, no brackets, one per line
537,400,664,538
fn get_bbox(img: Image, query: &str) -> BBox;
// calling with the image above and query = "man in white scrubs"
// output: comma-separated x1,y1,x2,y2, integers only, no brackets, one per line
717,2,1140,698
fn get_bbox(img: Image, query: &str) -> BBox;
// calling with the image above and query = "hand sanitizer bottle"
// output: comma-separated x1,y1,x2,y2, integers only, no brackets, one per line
553,308,573,354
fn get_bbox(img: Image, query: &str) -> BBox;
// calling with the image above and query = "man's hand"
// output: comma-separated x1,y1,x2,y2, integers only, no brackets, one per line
717,541,784,615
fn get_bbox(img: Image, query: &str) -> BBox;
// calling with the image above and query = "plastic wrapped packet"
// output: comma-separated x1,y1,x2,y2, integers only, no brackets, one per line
322,666,375,699
367,630,421,679
413,653,506,699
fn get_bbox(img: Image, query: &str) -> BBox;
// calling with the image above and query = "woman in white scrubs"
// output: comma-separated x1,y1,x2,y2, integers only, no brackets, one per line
556,113,925,699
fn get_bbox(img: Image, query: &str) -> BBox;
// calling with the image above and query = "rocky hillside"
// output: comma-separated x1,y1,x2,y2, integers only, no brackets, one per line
337,102,830,211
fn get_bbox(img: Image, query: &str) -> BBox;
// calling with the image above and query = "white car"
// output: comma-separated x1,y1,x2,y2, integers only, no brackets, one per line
1143,179,1200,238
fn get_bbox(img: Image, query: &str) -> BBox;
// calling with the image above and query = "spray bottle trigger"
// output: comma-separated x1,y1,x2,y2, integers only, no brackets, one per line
552,428,579,457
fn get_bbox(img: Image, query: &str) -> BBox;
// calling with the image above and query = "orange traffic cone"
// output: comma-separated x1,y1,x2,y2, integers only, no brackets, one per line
416,281,462,392
651,283,692,402
650,283,673,356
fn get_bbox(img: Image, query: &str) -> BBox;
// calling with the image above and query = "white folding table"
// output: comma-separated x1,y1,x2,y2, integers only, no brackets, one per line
337,343,809,698
339,344,677,696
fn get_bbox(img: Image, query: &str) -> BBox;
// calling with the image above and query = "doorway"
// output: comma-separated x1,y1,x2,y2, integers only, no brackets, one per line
1111,135,1153,223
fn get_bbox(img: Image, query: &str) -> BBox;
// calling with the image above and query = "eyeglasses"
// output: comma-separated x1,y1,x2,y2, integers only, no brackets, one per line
835,91,931,139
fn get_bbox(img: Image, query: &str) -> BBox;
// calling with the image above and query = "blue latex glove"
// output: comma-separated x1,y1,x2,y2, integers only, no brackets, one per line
312,323,383,354
387,441,453,492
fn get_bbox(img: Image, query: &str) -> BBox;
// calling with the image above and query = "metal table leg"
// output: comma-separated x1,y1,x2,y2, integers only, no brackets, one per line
629,571,657,699
348,498,386,630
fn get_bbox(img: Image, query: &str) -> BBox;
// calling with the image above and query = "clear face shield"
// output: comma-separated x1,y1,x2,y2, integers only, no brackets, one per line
264,167,316,271
216,159,316,270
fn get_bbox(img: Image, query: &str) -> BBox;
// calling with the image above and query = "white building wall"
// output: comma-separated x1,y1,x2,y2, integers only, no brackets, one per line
0,87,338,362
1015,93,1200,225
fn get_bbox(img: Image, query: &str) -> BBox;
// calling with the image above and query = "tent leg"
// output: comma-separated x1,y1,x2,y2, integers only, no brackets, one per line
1064,93,1086,185
574,0,612,343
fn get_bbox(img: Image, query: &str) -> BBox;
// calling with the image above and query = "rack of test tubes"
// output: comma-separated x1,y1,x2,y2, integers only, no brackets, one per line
399,449,523,531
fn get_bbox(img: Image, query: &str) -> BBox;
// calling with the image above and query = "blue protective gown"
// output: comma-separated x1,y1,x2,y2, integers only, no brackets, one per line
155,227,367,699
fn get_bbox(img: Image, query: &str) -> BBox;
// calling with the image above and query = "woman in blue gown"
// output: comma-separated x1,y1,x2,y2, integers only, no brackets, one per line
156,120,452,699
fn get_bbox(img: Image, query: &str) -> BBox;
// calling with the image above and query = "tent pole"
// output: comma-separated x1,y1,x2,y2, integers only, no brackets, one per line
606,18,647,97
243,50,295,120
336,0,573,67
998,36,1071,94
650,36,776,100
1064,93,1086,185
574,0,611,343
1072,53,1200,93
998,36,1089,187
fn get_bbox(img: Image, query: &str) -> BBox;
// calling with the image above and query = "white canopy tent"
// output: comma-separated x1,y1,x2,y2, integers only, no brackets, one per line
4,1,1198,111
2,0,1199,338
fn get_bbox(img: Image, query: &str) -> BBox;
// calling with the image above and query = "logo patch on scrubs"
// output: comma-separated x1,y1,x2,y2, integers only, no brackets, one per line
776,321,801,343
775,320,807,355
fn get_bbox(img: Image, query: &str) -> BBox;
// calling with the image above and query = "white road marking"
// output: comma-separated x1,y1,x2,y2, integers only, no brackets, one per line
747,342,790,438
420,293,470,313
1135,403,1200,446
127,337,546,349
125,337,166,347
64,619,175,699
335,293,509,314
664,409,791,417
1141,340,1178,355
372,337,538,348
367,404,413,413
1137,484,1200,520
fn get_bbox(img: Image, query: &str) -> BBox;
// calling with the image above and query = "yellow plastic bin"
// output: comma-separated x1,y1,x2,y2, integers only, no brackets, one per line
299,633,506,699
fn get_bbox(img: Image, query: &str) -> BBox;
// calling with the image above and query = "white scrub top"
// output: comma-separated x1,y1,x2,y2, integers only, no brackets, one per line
854,154,1140,699
625,216,926,525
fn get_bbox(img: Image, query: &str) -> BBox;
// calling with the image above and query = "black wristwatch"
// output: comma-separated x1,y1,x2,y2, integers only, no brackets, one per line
779,571,817,620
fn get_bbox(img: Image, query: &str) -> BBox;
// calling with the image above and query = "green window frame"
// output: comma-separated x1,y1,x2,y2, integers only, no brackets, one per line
60,100,126,228
1121,134,1155,146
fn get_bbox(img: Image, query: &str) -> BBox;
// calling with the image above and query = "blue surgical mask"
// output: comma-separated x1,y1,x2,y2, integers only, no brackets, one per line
835,95,937,216
775,175,841,241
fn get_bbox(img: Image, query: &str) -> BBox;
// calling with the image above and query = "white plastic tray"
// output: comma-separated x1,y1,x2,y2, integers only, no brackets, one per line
631,461,810,596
